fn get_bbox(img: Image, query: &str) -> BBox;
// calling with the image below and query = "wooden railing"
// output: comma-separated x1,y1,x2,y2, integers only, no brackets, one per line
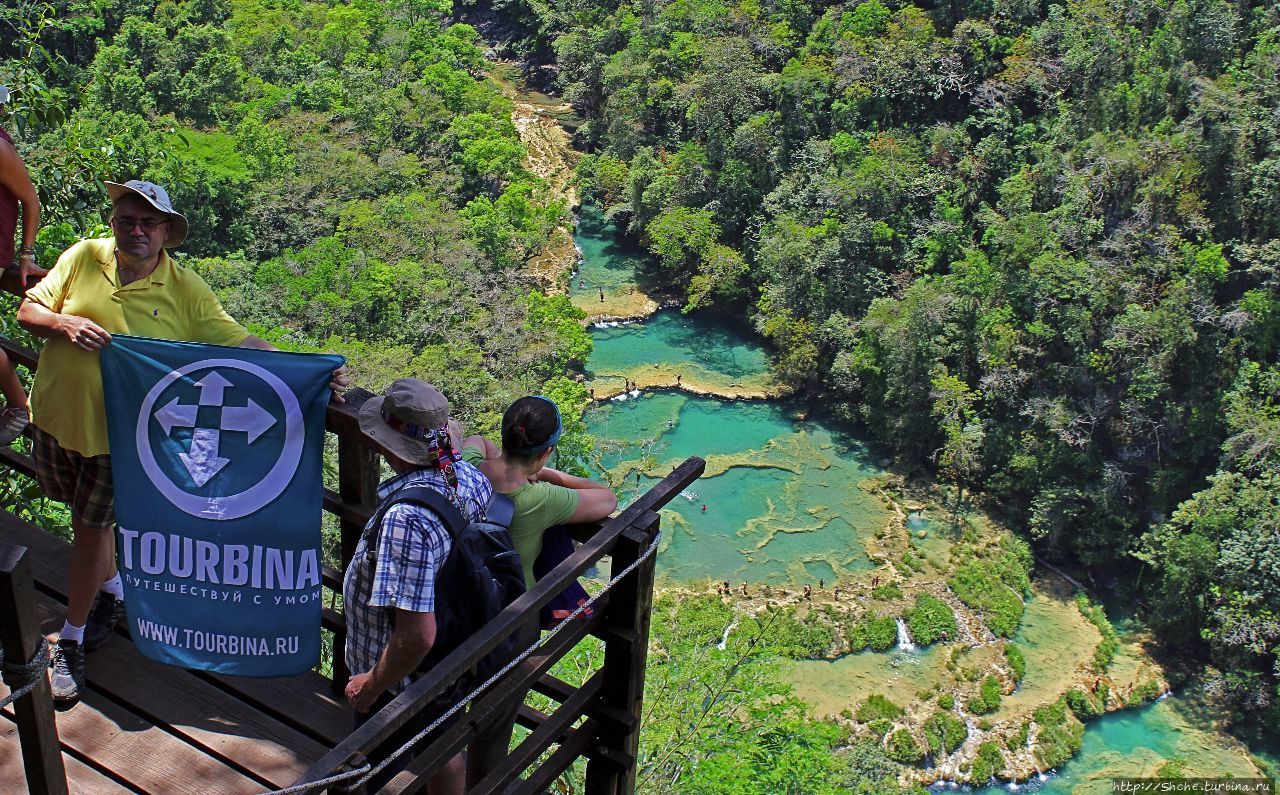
0,541,67,795
0,326,704,793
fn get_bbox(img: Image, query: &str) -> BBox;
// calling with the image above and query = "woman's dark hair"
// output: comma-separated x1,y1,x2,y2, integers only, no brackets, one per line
501,396,561,459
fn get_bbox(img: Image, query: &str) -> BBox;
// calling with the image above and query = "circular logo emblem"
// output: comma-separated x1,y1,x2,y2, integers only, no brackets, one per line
136,358,303,521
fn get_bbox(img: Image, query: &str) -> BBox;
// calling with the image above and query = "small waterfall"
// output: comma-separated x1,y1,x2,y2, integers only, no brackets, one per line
717,619,737,650
896,618,918,652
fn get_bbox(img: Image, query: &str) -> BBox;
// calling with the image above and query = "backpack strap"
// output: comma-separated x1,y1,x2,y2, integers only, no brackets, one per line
362,487,515,562
485,492,515,529
362,486,465,563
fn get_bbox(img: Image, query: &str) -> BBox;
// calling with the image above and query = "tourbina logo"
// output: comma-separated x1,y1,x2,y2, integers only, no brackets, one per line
136,358,304,521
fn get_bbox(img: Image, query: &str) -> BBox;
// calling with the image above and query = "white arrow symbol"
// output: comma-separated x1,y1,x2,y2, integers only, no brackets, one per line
195,372,234,405
154,397,198,435
179,428,230,487
221,399,277,444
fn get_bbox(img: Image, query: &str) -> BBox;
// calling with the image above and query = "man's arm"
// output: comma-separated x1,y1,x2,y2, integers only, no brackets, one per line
0,136,44,286
345,609,436,713
17,298,111,351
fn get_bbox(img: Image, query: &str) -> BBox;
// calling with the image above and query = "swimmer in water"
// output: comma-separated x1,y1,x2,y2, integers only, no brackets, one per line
701,504,707,513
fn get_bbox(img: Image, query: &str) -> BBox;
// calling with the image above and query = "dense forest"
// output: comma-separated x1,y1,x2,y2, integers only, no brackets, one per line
496,0,1280,729
1,0,1277,787
0,0,593,456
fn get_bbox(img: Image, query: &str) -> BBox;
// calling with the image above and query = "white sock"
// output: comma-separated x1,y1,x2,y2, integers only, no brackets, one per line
102,573,124,600
60,621,85,644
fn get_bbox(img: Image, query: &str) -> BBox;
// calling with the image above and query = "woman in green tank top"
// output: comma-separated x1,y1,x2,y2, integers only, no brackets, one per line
461,395,617,589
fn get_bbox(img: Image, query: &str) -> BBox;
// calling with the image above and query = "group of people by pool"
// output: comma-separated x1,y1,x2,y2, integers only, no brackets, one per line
716,576,870,603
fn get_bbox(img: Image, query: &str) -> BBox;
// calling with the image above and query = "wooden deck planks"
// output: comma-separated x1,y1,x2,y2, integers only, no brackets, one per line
1,680,264,794
0,512,355,792
0,714,132,795
20,589,327,786
200,669,352,749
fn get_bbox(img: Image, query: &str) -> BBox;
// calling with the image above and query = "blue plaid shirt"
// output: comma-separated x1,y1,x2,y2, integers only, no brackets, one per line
343,461,493,694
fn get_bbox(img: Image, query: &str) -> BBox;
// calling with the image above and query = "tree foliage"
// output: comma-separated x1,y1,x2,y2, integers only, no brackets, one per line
517,0,1280,724
906,593,957,646
0,0,589,468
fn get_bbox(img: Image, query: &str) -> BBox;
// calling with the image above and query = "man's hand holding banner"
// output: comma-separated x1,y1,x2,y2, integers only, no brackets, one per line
102,335,343,676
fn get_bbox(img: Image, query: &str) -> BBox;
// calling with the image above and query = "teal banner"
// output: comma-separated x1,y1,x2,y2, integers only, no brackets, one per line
101,335,343,676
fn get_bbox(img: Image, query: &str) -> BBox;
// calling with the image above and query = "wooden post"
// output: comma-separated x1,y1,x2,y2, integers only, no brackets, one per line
584,510,660,795
0,544,68,795
333,389,381,693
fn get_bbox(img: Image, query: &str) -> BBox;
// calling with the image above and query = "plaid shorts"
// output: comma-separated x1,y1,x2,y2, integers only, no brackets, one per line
30,424,116,530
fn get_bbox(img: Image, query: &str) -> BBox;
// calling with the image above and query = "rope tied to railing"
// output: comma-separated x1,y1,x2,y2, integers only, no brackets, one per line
0,638,50,709
261,529,663,795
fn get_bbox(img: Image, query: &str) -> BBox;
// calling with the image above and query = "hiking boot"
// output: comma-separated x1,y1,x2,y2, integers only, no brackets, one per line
49,639,86,703
0,406,28,445
84,591,126,652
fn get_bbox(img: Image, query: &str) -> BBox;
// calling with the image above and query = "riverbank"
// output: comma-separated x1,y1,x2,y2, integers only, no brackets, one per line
489,61,582,291
585,308,788,402
591,379,791,402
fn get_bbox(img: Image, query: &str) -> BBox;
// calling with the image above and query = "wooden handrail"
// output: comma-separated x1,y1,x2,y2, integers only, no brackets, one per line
0,542,68,794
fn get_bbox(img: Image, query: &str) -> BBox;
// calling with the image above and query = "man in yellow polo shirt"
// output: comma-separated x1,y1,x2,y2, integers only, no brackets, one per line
17,180,347,703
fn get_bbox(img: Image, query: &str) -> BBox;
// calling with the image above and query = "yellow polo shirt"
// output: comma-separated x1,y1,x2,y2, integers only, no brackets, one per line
25,237,249,456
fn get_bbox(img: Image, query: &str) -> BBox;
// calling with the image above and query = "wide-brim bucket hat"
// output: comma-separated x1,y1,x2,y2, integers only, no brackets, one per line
105,180,189,248
358,379,451,467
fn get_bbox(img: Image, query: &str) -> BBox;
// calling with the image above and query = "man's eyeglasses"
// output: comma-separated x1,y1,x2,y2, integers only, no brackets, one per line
112,216,170,232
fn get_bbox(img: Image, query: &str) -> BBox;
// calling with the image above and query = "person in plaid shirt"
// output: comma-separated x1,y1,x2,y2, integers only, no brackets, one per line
343,379,491,794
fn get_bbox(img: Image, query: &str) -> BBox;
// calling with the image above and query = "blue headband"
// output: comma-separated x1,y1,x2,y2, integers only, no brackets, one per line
510,395,563,456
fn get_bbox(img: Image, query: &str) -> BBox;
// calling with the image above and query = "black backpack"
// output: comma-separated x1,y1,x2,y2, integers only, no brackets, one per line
363,486,526,696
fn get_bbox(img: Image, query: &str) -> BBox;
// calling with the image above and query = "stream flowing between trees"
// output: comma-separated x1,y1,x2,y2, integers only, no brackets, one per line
565,202,1274,789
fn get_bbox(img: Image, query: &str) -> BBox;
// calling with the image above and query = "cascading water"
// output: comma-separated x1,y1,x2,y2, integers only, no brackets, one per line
717,619,737,651
896,617,918,652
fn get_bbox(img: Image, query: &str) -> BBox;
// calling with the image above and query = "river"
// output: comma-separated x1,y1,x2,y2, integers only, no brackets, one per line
564,200,1276,789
